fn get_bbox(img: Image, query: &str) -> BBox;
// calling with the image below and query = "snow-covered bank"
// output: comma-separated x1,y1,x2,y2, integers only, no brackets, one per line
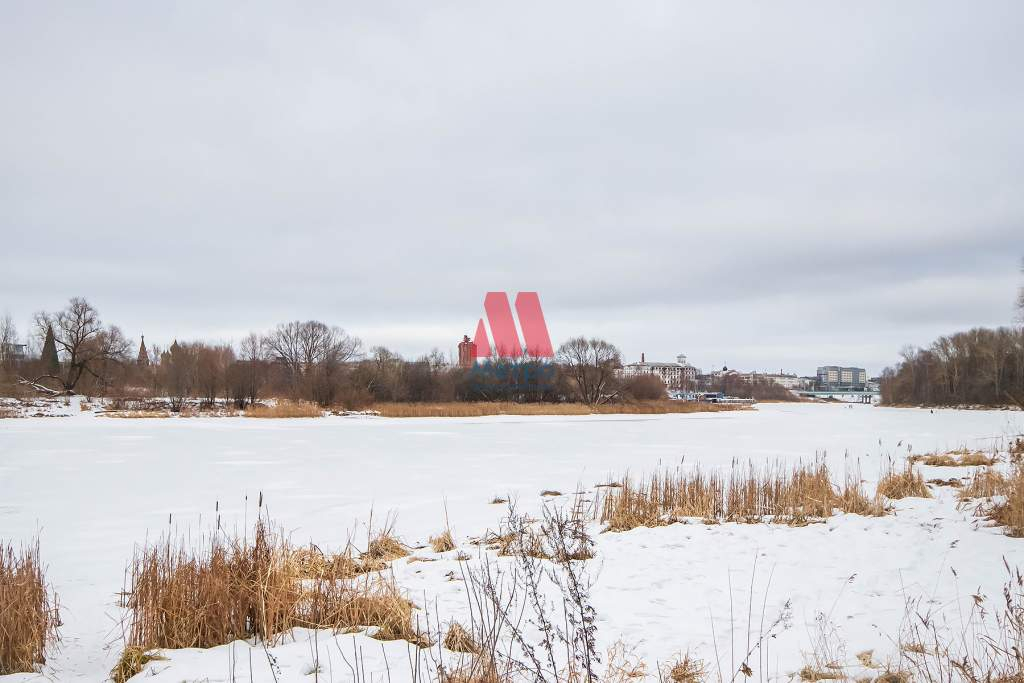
0,404,1020,681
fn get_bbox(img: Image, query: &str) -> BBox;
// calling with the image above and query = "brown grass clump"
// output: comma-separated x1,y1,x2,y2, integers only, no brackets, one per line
874,670,909,683
109,645,166,683
540,490,562,497
599,461,883,531
443,622,479,654
798,665,843,681
0,540,60,675
877,461,932,499
910,449,995,467
364,530,410,562
245,400,323,418
430,529,456,553
662,653,707,683
119,515,425,656
370,401,746,418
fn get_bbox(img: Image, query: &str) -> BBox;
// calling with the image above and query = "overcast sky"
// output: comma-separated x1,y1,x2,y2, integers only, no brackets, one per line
2,1,1022,375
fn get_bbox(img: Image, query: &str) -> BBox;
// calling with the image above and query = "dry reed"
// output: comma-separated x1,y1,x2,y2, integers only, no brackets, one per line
245,400,323,418
370,401,747,418
99,410,171,419
909,449,995,467
109,645,165,683
0,540,60,675
956,466,1024,535
118,516,424,660
877,461,932,499
958,468,1011,501
430,530,456,553
364,530,409,561
662,653,708,683
443,622,479,654
599,461,883,531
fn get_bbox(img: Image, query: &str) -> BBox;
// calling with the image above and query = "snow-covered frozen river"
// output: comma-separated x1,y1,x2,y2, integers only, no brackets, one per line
1,403,1021,681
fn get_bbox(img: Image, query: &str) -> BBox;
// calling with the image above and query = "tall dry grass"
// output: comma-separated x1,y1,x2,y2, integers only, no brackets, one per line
877,461,932,499
909,449,996,467
371,401,746,418
118,514,424,669
244,400,323,418
0,540,60,675
599,461,883,531
958,466,1024,536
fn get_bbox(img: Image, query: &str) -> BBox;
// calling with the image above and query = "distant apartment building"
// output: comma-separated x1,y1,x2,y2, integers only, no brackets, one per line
756,372,810,391
816,365,867,390
1,343,27,363
621,353,698,388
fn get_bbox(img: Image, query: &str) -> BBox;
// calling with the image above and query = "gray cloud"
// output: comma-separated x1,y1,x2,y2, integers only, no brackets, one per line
2,0,1022,375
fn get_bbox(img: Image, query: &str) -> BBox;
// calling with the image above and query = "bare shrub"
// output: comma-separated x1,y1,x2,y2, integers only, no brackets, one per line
897,561,1024,682
877,461,932,499
0,540,60,675
603,641,647,683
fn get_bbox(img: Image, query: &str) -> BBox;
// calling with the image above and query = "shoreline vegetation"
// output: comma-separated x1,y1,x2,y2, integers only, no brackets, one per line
5,442,1022,681
1,397,751,419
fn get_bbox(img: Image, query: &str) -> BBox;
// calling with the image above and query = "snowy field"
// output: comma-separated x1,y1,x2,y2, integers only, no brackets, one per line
1,403,1021,682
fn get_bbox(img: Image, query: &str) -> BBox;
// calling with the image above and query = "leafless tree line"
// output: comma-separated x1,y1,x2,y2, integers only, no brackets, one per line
1,298,639,407
881,327,1024,407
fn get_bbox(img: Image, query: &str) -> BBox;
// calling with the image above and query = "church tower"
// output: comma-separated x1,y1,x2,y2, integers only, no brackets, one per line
137,335,149,366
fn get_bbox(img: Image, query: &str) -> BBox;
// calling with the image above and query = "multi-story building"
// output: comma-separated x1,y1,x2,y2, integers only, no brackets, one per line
816,365,867,390
621,354,698,388
0,343,27,363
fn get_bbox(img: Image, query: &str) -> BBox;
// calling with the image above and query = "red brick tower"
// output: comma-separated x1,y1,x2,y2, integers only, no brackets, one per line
458,335,477,368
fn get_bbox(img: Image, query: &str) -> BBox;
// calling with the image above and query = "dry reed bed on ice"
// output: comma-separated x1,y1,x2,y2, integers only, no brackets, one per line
116,517,424,681
0,540,60,675
909,448,997,467
958,464,1024,536
370,401,748,418
597,461,886,531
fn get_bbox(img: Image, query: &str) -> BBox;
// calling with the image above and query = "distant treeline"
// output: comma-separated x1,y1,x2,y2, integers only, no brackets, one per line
881,326,1024,407
0,297,673,408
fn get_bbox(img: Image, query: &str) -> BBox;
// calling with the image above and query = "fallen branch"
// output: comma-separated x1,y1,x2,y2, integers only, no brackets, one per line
17,376,65,396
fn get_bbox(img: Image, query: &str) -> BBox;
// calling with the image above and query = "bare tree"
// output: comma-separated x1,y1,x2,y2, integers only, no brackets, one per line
227,332,267,407
0,313,17,369
27,298,130,393
1017,256,1024,322
263,320,361,393
556,336,622,405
